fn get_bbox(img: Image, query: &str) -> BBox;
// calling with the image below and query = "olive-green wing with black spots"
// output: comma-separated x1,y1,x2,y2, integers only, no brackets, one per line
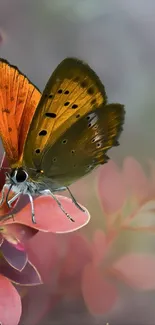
23,57,124,188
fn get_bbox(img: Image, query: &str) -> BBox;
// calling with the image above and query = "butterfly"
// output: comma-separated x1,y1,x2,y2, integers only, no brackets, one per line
0,57,125,223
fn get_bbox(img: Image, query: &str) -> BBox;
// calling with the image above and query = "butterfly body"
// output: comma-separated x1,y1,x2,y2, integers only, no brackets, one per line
0,57,125,223
6,167,65,195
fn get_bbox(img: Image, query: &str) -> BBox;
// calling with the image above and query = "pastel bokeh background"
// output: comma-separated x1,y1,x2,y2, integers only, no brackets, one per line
0,0,155,324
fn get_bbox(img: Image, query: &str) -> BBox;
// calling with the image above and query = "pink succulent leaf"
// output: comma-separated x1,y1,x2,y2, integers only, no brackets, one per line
0,274,22,325
82,263,118,315
3,195,90,233
1,224,38,245
112,254,155,290
0,255,42,285
1,240,28,271
26,232,61,282
98,161,126,216
27,232,92,285
123,200,155,232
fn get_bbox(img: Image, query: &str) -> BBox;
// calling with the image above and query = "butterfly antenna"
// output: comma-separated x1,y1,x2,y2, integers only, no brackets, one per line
66,187,85,213
0,167,11,171
28,167,39,171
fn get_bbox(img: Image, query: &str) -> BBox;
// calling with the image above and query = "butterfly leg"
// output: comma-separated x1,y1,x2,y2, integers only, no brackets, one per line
7,192,21,208
0,184,9,205
0,213,15,223
66,187,85,213
6,184,14,208
51,192,75,222
40,189,75,222
27,193,36,224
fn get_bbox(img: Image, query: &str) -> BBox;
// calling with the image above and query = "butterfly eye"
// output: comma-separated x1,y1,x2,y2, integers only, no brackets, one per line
35,149,40,154
13,168,28,183
45,112,56,118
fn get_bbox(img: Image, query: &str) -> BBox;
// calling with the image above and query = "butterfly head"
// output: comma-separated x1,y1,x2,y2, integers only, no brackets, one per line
7,167,28,185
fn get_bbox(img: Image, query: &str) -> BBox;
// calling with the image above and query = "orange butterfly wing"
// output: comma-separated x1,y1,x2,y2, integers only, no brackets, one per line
0,59,41,167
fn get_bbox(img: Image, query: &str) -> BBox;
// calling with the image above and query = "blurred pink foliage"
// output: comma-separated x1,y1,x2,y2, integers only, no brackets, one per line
20,156,155,324
99,157,155,232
